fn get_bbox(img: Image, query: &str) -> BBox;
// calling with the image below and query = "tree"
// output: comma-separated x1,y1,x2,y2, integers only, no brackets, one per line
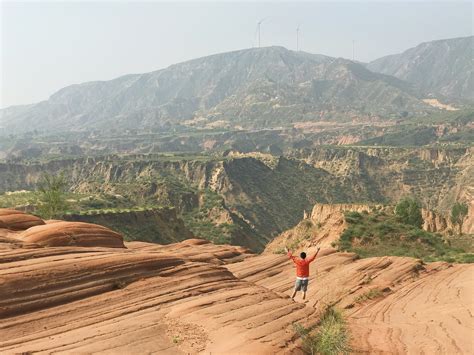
395,197,423,228
37,172,69,219
451,202,468,235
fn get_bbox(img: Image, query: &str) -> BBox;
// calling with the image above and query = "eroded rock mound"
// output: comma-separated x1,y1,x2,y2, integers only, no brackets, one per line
266,203,380,253
0,208,45,230
127,238,253,265
20,221,125,248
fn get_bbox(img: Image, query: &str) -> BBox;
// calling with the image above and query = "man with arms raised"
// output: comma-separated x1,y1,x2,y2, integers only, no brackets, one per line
285,246,321,300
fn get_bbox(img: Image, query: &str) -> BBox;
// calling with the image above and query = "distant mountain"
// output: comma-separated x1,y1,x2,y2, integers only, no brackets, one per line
1,46,434,134
367,36,474,101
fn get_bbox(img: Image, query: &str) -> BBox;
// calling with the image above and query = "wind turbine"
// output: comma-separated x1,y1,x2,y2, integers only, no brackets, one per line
257,18,268,47
296,24,301,51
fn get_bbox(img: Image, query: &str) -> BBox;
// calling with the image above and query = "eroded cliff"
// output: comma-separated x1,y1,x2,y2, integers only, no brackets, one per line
0,146,471,250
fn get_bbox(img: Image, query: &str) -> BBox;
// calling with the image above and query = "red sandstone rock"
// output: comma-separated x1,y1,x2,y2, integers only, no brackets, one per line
19,221,125,248
0,209,45,230
0,230,471,354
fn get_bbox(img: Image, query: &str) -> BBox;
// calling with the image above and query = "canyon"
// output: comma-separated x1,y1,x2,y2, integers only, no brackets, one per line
0,146,471,251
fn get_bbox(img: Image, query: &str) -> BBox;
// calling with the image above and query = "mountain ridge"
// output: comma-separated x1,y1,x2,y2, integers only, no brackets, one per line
367,36,473,101
1,46,434,134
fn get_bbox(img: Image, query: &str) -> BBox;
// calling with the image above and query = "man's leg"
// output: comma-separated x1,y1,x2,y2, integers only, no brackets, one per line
302,280,308,300
292,279,301,299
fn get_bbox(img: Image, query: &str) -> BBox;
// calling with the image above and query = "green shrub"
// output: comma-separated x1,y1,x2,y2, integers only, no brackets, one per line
36,172,69,219
344,211,363,224
315,307,351,355
374,222,396,235
456,254,474,263
274,247,287,255
287,238,303,252
294,307,351,355
451,202,468,235
395,197,423,228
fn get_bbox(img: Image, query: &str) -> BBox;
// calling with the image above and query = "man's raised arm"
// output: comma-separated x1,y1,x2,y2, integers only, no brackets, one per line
285,247,297,262
307,247,321,263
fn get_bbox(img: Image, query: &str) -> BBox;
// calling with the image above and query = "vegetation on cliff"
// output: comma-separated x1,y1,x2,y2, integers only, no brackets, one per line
181,189,236,245
0,143,471,251
356,110,474,147
65,207,193,244
0,190,192,244
451,202,469,235
394,197,423,228
336,208,473,263
0,191,136,215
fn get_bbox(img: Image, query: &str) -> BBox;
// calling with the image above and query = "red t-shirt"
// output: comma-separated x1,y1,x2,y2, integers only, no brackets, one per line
288,251,317,278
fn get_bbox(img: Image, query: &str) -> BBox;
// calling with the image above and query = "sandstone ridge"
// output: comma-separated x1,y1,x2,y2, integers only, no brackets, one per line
0,209,45,231
0,209,124,248
0,209,472,354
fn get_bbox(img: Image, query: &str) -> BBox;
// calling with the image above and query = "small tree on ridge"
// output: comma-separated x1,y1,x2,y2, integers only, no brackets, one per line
395,197,423,228
451,202,468,235
37,172,69,219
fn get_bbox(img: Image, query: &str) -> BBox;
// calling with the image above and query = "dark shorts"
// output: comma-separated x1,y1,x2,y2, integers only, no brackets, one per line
294,278,309,292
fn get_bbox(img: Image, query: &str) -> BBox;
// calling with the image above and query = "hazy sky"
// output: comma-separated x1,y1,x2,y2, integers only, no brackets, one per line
1,1,472,108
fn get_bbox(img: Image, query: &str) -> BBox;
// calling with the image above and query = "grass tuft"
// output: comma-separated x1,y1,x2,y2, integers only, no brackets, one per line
294,306,351,355
354,288,383,303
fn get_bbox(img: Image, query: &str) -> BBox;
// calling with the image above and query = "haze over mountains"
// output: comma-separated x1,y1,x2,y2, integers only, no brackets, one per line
1,36,472,134
368,36,473,101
